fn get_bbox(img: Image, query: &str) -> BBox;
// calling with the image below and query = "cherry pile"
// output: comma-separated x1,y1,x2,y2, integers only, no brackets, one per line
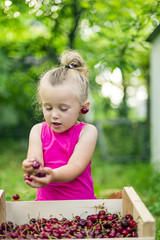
0,210,138,239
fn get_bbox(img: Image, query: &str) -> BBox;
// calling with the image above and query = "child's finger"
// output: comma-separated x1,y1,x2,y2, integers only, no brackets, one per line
39,167,53,175
31,174,49,186
25,177,45,188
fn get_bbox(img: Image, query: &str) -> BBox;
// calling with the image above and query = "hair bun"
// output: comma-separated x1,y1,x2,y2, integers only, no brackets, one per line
60,50,88,77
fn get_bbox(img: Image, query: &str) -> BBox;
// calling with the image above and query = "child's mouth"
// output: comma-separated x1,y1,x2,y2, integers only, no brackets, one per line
52,122,62,128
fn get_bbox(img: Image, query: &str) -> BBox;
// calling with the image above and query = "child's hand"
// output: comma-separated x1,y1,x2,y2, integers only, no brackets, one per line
22,158,42,175
24,167,55,188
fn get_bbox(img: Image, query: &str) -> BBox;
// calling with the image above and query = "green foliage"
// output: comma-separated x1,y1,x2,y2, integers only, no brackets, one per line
102,121,149,160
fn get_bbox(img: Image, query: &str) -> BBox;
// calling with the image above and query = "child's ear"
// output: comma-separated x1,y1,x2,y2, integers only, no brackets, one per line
80,101,90,115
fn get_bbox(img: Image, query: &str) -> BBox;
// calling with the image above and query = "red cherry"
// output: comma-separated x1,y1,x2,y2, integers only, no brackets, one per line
98,210,106,216
74,215,81,222
32,160,40,169
107,215,114,221
108,231,116,238
98,214,106,221
81,108,89,114
35,172,46,178
121,229,129,236
24,174,32,182
116,232,122,237
87,220,93,228
13,194,20,200
126,226,132,232
91,214,98,223
129,219,137,228
121,219,129,228
131,231,138,237
125,214,133,221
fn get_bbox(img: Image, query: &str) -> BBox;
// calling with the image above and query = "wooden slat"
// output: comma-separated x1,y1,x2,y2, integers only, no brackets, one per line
0,190,6,224
123,187,155,238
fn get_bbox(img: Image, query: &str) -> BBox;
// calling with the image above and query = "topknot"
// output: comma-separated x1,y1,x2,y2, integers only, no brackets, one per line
60,50,88,77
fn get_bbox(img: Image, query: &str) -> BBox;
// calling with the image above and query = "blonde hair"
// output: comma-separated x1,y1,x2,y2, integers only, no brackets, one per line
37,50,89,104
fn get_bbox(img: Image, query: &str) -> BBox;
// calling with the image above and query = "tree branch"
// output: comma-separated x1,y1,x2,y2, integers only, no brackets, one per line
69,0,83,49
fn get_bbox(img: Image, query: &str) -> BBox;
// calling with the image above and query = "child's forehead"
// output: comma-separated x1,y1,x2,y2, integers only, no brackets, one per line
40,81,81,102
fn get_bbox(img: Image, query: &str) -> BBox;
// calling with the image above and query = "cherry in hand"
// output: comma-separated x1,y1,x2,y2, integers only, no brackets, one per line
36,172,46,178
24,174,32,182
32,160,41,169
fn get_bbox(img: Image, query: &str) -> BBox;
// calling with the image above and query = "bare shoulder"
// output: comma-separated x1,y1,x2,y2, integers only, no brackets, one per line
80,123,98,139
29,123,42,137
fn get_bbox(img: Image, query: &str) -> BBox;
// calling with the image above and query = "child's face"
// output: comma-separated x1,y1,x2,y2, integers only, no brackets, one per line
40,82,82,133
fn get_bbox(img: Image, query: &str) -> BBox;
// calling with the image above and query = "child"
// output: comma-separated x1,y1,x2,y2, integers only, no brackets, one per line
22,50,98,201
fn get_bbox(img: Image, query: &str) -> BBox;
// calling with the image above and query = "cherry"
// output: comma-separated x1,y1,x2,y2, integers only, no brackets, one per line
36,172,46,178
49,217,58,224
112,213,118,219
108,231,116,238
112,222,117,228
74,215,81,222
79,219,86,227
121,229,129,236
106,214,114,221
80,229,86,237
103,220,112,228
40,231,49,239
91,214,98,223
29,218,37,224
129,219,137,228
103,234,109,238
88,229,95,238
121,219,129,228
87,220,93,228
86,215,92,221
0,227,3,234
24,174,32,182
9,232,18,239
98,214,106,221
98,210,106,216
74,232,83,239
32,160,41,169
126,226,132,233
125,214,133,221
116,232,122,237
12,194,20,200
131,230,138,237
117,225,124,233
94,223,102,231
81,108,89,114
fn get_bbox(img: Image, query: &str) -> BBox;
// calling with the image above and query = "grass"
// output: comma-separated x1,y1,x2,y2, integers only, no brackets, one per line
0,138,159,238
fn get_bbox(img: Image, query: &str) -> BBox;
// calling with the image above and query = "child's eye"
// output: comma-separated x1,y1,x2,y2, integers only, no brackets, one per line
45,107,52,111
60,107,68,111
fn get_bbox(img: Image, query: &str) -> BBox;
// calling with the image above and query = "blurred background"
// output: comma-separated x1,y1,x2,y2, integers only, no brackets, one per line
0,0,160,238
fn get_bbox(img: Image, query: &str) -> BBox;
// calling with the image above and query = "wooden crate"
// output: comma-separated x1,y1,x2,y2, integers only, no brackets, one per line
0,187,155,240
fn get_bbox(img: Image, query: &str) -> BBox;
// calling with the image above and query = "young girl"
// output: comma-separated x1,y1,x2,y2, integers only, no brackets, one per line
22,50,98,201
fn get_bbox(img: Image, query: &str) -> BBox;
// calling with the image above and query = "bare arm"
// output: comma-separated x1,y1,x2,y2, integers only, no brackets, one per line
27,124,98,188
22,123,44,174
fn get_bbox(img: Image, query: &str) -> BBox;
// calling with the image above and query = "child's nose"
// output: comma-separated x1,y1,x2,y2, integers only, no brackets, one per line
51,109,59,118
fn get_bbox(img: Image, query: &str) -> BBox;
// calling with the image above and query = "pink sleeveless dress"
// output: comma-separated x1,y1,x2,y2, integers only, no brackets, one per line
35,122,97,201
